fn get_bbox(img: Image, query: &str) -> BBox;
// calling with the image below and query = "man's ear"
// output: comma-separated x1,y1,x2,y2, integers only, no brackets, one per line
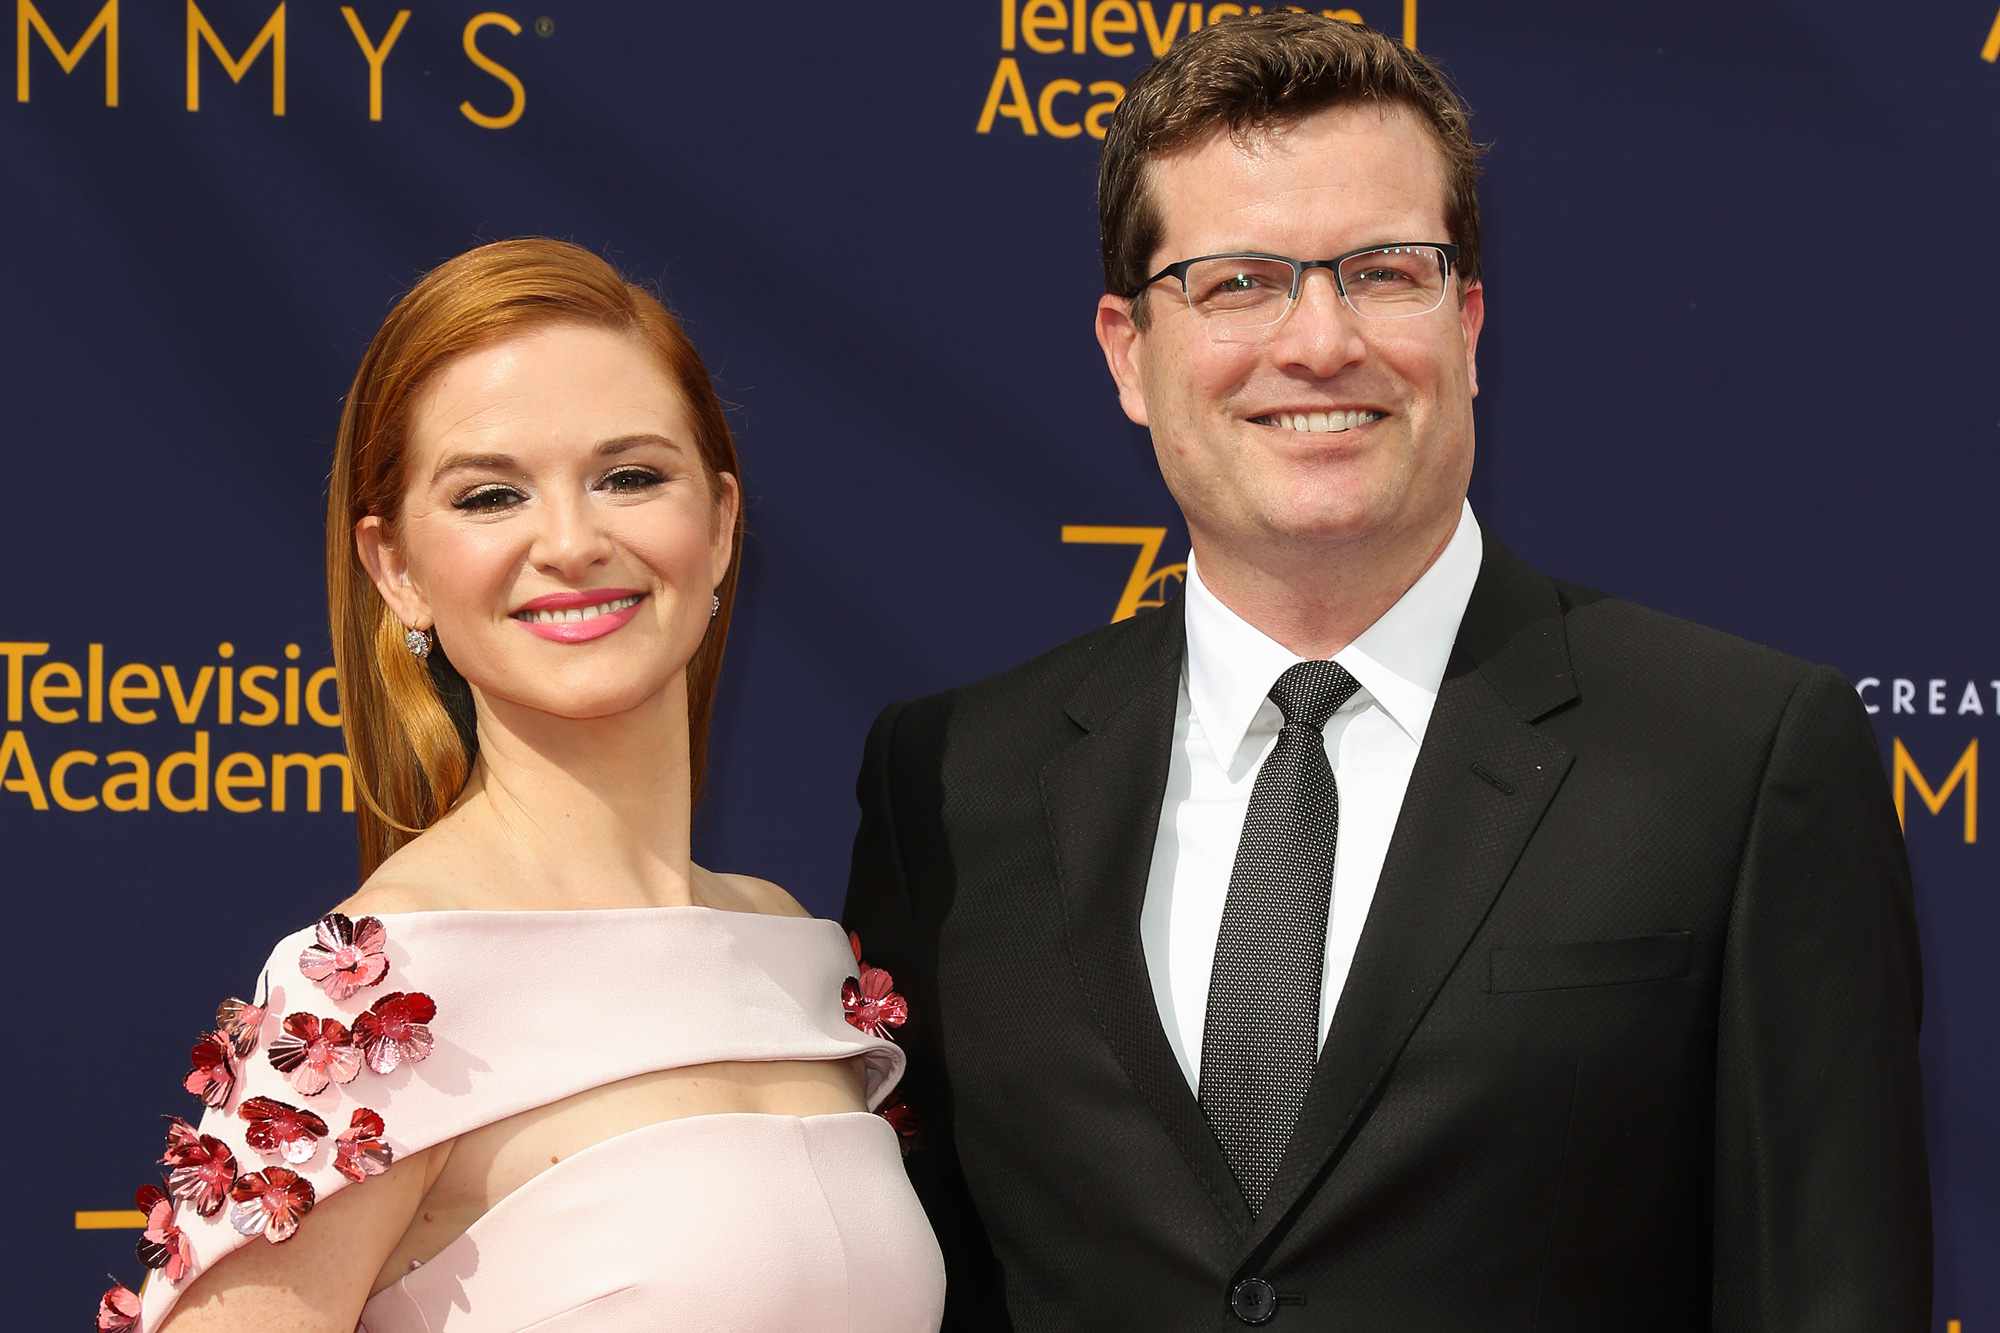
1094,293,1152,428
1459,279,1485,399
355,515,433,629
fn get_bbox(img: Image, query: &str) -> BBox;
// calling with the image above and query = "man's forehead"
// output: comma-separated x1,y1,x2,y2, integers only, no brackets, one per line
1143,102,1448,243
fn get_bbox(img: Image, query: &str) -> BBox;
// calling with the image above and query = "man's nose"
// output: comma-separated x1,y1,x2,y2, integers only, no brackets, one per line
529,494,614,579
1268,267,1367,377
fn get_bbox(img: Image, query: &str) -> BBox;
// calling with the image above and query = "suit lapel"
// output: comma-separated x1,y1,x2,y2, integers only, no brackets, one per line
1040,598,1255,1235
1246,544,1580,1255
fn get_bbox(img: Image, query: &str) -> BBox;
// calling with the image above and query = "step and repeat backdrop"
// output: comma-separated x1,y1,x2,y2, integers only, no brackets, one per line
5,0,1993,1325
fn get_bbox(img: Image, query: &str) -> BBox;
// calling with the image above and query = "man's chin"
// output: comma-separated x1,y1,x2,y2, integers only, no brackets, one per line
1255,498,1390,548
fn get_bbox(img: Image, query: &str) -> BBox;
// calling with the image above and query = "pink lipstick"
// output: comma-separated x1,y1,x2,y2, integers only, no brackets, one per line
510,588,646,644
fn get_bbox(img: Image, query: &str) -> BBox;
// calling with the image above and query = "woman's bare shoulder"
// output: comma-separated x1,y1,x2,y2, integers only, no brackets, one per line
330,834,475,919
702,870,815,920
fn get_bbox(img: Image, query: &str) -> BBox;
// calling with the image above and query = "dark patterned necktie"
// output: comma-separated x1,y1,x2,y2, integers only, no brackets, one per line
1197,659,1361,1215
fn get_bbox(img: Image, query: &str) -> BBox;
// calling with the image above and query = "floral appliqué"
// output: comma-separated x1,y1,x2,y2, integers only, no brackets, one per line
229,1166,316,1243
97,1282,141,1331
267,1012,362,1096
298,913,390,1000
842,931,909,1040
353,991,437,1074
100,915,444,1320
183,1031,236,1109
845,932,920,1153
215,972,270,1059
134,1182,194,1283
335,1109,395,1183
877,1093,920,1156
161,1116,237,1217
240,1096,330,1164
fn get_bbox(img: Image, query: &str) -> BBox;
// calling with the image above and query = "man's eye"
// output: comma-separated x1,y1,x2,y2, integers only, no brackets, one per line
452,485,522,512
1351,267,1415,286
602,467,664,492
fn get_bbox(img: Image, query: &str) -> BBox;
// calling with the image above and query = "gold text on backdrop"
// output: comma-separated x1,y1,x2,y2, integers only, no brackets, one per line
977,0,1418,140
14,1,530,127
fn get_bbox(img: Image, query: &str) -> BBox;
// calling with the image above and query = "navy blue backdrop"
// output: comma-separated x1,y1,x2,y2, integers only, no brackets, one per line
5,1,1993,1325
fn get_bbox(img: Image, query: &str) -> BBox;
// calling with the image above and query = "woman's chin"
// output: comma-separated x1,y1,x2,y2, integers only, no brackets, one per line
479,675,683,727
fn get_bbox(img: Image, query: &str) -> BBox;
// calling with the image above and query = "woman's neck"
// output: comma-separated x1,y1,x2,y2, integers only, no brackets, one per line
433,678,702,911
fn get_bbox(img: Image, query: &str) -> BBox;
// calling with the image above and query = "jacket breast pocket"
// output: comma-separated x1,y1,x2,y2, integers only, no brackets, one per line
1487,930,1693,994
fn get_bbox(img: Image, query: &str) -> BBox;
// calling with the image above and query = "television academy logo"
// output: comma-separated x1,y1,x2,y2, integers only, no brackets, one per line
1062,525,1185,622
976,1,1420,142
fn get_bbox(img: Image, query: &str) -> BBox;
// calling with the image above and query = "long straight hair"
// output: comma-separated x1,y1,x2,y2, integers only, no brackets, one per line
326,238,744,877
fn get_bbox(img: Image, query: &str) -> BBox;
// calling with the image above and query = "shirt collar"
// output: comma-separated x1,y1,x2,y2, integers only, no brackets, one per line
1183,500,1484,768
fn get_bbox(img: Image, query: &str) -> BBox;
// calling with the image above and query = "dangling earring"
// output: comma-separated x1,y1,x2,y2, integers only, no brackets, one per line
404,626,432,659
710,594,720,620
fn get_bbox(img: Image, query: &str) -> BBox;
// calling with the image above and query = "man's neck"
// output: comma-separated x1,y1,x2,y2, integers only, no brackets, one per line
1191,513,1461,660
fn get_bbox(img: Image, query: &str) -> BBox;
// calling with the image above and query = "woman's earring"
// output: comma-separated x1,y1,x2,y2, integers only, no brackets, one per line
405,626,432,659
710,594,720,620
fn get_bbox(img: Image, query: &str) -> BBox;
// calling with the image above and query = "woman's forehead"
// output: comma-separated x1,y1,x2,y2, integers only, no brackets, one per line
408,324,690,467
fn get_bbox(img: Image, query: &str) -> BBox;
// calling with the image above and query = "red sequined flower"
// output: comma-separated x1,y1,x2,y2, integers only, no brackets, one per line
877,1094,920,1155
842,935,908,1039
183,1031,236,1109
228,1166,316,1243
334,1108,395,1183
267,1012,362,1096
352,991,437,1074
161,1116,237,1217
96,1282,141,1331
239,1096,330,1165
216,972,270,1059
134,1182,193,1283
298,913,390,1000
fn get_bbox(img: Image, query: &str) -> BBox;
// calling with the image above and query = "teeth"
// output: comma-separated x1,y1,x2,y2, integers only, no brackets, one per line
517,594,642,625
1258,410,1383,434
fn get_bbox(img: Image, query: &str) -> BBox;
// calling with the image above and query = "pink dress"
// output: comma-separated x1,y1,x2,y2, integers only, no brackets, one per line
136,907,945,1332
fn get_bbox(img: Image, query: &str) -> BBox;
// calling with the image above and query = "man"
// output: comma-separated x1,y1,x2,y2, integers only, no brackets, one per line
845,13,1930,1329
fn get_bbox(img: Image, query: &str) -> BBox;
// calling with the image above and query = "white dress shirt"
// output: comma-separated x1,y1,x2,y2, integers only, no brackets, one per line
1140,501,1484,1094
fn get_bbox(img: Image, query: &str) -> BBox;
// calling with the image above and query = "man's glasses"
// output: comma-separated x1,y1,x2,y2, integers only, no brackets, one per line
1129,243,1461,343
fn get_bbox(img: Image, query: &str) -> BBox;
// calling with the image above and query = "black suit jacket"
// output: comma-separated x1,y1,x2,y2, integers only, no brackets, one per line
844,543,1930,1331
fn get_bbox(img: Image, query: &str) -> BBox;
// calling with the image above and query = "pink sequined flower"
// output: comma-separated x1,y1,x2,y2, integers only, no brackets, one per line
334,1108,395,1183
298,913,390,1000
842,935,908,1039
239,1096,330,1165
216,973,270,1059
161,1116,237,1217
96,1282,141,1331
228,1166,316,1243
134,1182,193,1283
267,1012,362,1096
877,1095,920,1156
183,1031,236,1109
352,991,437,1074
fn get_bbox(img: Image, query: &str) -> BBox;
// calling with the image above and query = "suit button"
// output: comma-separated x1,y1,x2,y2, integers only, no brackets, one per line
1230,1277,1277,1325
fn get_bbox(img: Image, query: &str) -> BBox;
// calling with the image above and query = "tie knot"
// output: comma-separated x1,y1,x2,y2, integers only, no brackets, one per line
1268,660,1361,732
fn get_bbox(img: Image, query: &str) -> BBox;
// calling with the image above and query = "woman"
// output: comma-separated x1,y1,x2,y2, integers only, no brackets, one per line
100,238,944,1331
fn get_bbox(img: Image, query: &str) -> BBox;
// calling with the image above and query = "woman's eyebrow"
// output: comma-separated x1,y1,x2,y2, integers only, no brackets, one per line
430,451,515,484
430,434,683,485
595,432,683,458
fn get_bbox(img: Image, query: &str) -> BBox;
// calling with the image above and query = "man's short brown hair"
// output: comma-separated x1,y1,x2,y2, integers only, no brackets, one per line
1098,13,1485,320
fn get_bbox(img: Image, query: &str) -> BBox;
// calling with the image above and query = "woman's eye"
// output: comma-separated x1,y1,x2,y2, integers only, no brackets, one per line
601,467,665,492
452,485,522,512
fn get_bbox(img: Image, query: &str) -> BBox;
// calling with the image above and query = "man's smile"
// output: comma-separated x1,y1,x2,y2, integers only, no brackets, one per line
1247,408,1387,433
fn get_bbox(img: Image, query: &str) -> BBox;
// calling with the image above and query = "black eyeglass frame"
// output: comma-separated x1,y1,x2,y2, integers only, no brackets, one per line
1126,242,1463,321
